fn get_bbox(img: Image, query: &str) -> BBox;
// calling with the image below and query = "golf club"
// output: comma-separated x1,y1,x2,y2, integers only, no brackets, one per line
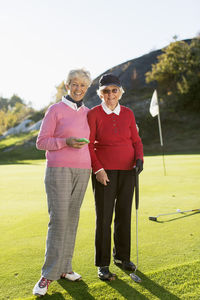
149,208,200,222
130,172,141,283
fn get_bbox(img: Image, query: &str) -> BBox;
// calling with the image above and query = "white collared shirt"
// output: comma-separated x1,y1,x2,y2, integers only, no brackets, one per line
101,101,121,115
62,96,84,111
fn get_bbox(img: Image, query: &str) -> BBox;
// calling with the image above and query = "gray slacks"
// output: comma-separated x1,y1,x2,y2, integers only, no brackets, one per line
42,167,90,280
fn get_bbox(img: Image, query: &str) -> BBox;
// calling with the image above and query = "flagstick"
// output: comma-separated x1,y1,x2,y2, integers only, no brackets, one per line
157,108,166,176
150,89,167,176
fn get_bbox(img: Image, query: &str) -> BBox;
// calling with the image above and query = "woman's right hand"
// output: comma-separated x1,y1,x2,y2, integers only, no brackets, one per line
96,169,110,186
66,137,86,149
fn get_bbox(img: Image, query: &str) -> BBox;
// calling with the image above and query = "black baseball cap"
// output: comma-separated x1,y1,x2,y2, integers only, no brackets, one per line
99,74,121,88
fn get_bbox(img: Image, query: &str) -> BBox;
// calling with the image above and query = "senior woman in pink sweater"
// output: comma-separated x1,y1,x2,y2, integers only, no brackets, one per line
33,69,92,296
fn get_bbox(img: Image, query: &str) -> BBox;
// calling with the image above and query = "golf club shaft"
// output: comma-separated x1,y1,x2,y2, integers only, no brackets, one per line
157,208,200,218
130,172,142,283
135,172,139,210
136,209,139,268
135,172,139,268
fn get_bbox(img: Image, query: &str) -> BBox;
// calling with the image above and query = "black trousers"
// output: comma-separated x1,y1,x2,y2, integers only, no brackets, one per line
92,169,135,267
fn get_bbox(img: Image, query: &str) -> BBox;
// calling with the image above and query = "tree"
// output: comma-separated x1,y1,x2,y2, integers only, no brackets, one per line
55,81,67,102
0,110,17,135
145,38,200,110
0,95,35,135
0,97,9,111
9,94,24,107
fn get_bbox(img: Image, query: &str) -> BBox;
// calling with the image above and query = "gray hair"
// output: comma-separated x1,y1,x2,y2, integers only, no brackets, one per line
97,86,125,100
66,68,92,86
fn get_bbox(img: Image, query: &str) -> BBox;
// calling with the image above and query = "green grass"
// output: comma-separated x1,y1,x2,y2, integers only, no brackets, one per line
0,155,200,299
0,132,38,150
0,132,44,163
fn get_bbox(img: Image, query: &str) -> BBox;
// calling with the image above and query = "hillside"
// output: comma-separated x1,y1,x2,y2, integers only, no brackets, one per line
84,48,161,112
84,39,193,113
0,39,199,162
83,38,199,156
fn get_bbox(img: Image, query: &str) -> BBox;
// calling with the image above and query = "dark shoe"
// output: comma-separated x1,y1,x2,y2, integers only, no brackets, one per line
114,259,136,271
98,267,116,281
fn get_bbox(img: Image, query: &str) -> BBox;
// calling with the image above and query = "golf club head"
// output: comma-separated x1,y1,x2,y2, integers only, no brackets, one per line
130,272,141,283
149,216,157,221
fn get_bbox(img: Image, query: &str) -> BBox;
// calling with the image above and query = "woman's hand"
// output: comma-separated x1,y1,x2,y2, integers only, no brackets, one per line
136,159,143,174
96,169,110,186
66,137,87,149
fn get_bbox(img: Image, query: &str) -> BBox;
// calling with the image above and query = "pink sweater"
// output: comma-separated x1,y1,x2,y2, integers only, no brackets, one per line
36,101,91,169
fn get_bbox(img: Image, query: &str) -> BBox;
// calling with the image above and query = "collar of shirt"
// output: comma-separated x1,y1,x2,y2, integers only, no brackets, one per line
62,96,84,111
101,101,121,115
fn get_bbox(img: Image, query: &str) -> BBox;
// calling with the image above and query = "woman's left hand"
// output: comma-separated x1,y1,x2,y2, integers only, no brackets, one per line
136,159,143,174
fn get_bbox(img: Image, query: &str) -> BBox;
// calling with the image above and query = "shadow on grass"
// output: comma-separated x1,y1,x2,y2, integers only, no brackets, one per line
57,279,95,300
110,268,180,299
0,160,35,165
0,158,45,165
137,270,180,299
0,151,200,165
105,276,148,300
36,292,66,299
149,211,200,223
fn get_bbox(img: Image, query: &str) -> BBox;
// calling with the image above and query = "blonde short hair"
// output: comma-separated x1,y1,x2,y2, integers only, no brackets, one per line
66,68,92,87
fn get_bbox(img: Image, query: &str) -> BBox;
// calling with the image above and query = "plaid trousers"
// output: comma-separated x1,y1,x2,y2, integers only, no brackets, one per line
41,167,90,280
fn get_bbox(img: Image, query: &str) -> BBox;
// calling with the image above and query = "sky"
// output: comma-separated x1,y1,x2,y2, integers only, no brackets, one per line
0,0,199,110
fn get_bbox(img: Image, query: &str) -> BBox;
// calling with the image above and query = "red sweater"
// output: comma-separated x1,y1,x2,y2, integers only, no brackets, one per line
87,105,143,173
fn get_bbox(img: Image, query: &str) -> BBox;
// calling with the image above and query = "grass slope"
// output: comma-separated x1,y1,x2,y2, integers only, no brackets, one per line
0,132,44,163
0,155,199,299
1,111,200,165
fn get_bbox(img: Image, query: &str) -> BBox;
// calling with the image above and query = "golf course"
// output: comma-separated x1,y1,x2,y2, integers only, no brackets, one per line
0,154,199,299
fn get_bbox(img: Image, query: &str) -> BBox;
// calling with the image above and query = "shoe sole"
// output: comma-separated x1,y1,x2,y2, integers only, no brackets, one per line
33,293,45,297
114,261,136,271
98,274,117,281
74,277,82,282
61,276,82,282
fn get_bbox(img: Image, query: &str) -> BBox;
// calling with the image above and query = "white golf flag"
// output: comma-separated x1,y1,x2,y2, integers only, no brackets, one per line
150,90,159,117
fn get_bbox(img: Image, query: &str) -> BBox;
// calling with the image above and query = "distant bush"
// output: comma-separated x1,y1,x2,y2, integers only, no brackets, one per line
30,110,45,122
146,38,200,111
0,95,37,135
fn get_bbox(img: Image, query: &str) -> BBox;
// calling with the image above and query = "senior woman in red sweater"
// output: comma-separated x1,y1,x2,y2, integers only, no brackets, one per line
87,74,143,281
33,69,92,296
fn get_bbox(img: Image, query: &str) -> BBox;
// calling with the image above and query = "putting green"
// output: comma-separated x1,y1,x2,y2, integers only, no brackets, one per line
0,155,199,299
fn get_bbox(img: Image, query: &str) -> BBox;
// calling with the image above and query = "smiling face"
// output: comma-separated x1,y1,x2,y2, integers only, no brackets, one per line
66,77,89,101
100,85,121,110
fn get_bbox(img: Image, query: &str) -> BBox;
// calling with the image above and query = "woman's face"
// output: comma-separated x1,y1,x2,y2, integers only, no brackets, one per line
67,77,89,101
100,85,121,110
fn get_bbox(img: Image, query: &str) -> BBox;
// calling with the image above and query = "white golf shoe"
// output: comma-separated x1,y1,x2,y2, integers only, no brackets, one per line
33,276,52,296
61,271,82,281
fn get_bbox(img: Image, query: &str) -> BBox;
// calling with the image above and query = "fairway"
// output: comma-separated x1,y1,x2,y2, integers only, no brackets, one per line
0,155,200,299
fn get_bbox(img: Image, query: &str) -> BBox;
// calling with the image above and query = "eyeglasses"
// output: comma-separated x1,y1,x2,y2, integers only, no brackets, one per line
102,88,119,94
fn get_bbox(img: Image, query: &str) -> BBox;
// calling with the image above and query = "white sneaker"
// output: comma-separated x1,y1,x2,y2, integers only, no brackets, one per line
61,272,82,281
33,277,52,296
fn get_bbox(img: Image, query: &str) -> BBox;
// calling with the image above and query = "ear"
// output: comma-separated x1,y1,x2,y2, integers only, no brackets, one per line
65,83,70,91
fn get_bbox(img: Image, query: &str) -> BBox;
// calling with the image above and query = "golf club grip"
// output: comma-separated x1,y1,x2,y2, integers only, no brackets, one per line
135,173,139,210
